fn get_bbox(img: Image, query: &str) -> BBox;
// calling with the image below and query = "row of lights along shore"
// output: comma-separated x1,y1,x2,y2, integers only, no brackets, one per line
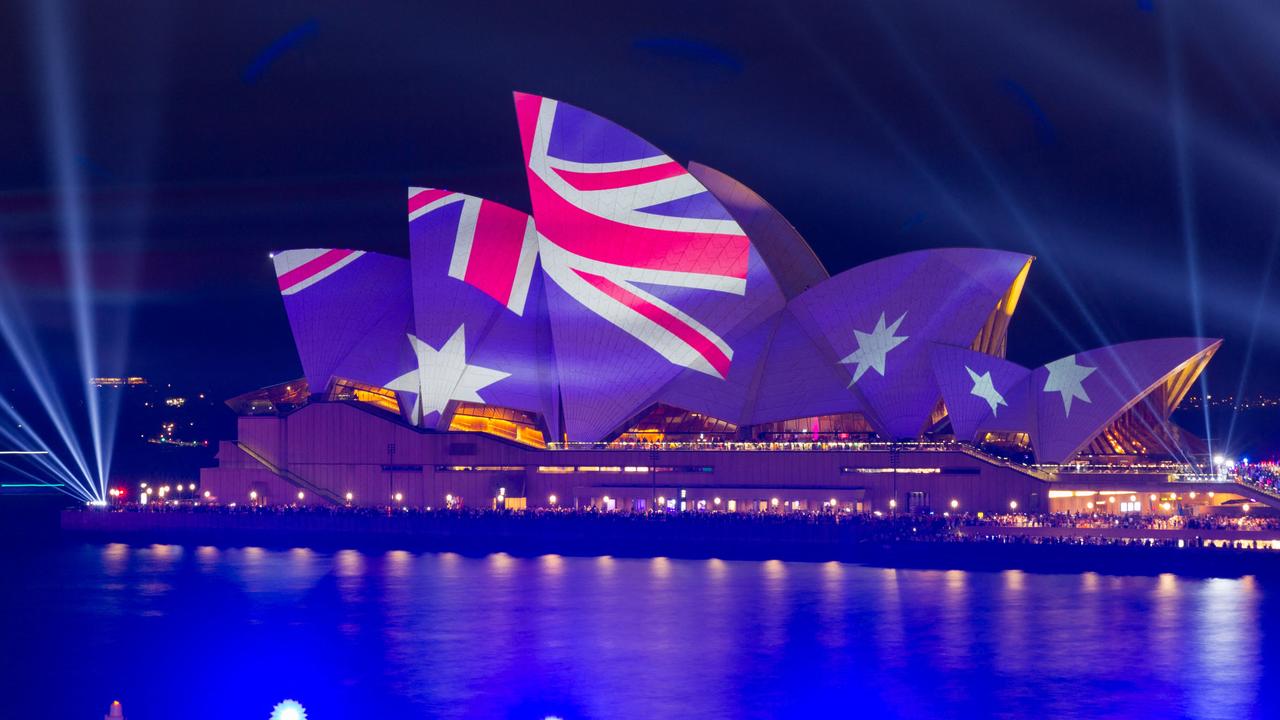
236,489,1009,512
232,490,1248,514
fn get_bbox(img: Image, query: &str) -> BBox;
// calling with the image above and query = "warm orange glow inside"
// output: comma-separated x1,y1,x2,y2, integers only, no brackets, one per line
449,413,546,447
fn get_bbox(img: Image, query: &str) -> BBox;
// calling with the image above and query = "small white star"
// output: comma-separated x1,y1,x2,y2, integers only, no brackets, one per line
384,324,509,423
1043,354,1096,417
840,311,909,386
966,366,1007,416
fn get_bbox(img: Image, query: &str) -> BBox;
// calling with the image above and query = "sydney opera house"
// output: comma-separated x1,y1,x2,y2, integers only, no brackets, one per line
200,92,1249,515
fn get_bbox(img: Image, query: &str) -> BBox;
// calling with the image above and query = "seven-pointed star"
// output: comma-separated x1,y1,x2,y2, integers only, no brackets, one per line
965,366,1007,415
1042,354,1096,417
384,324,510,423
839,311,909,386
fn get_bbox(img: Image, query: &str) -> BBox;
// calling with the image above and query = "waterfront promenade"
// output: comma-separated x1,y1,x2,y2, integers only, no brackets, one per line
62,506,1280,578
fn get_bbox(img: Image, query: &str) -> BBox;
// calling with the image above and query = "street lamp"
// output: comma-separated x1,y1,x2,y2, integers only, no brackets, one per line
549,494,558,506
1009,500,1018,511
950,499,958,510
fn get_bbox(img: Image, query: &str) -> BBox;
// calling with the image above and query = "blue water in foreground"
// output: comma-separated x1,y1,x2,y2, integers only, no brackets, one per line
3,543,1279,719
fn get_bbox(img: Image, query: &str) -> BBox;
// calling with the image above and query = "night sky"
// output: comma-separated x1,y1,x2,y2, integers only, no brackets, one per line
1,0,1278,402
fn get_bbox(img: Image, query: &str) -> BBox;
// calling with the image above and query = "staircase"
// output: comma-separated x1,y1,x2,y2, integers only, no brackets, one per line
235,441,344,505
954,444,1055,481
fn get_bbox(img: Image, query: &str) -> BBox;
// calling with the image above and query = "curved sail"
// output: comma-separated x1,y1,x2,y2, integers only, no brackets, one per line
273,249,415,399
514,92,783,440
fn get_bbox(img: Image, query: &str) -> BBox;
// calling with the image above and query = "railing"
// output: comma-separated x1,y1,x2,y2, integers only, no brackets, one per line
545,439,1054,481
547,439,966,453
952,445,1054,481
1235,478,1280,505
235,441,344,505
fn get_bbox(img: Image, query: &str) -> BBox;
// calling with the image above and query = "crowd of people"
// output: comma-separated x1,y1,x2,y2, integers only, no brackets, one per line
1233,462,1280,497
545,438,957,453
94,501,1280,542
963,511,1280,532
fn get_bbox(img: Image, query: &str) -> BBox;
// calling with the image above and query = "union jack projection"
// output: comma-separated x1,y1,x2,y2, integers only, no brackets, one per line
406,188,539,315
514,92,751,380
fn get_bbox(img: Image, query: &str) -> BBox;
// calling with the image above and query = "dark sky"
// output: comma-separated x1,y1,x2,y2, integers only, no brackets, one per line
1,0,1278,401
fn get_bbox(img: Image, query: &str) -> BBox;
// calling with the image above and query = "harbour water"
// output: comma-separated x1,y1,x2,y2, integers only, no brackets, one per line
3,541,1278,719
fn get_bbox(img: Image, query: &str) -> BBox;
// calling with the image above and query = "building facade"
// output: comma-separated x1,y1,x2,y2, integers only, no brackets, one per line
200,93,1257,514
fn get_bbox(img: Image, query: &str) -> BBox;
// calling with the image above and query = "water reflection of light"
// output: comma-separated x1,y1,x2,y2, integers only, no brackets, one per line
874,569,906,670
650,556,671,581
1187,577,1260,719
993,569,1030,678
758,560,789,651
102,543,128,575
289,547,314,574
335,549,363,576
1003,568,1025,592
385,550,410,578
1081,571,1099,593
817,561,847,648
1148,572,1180,676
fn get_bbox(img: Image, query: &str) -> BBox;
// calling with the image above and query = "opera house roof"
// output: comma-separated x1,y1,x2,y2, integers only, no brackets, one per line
267,92,1220,464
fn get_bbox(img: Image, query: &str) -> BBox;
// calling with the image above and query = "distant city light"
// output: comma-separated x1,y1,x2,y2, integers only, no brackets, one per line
549,494,557,505
297,491,304,500
345,492,353,502
950,499,959,509
1009,500,1018,510
394,492,403,503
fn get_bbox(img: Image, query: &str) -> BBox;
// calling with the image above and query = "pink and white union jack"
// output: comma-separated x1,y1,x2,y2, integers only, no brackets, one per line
407,188,539,315
515,93,750,379
276,249,367,295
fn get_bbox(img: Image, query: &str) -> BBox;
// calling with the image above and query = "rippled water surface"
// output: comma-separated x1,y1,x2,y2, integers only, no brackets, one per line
3,542,1279,719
